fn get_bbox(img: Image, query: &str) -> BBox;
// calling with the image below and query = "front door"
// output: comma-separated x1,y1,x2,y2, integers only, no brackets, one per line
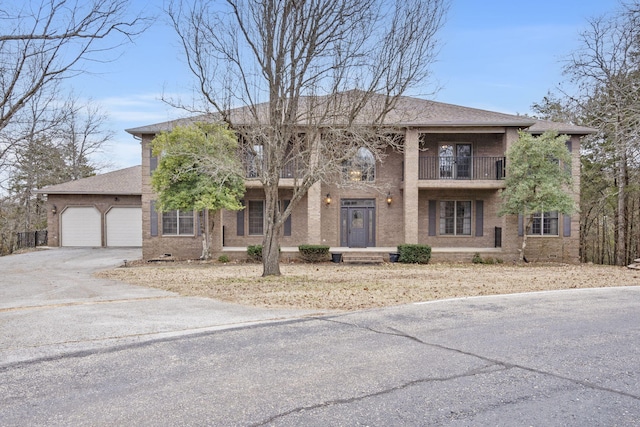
340,199,375,247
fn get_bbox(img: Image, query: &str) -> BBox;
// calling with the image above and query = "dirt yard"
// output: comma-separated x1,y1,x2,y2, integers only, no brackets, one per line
96,261,640,311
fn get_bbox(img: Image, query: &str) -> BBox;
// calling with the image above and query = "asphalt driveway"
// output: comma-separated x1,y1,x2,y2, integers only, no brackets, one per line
2,248,640,425
0,248,320,365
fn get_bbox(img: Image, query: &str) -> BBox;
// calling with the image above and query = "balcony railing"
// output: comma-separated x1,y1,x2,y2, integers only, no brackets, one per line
419,156,505,180
244,159,299,179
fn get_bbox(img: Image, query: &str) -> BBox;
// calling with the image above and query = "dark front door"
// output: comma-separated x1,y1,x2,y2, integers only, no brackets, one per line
340,200,375,247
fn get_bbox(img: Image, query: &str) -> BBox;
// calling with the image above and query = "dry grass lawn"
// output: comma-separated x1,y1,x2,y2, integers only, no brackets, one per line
96,261,640,311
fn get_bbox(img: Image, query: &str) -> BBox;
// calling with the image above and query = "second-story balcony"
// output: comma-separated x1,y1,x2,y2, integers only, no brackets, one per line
244,159,300,187
419,156,505,181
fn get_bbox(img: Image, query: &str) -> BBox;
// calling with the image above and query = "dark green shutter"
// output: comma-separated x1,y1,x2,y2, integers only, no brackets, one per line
283,200,291,236
563,214,571,237
237,200,245,236
565,140,573,175
518,214,524,237
150,147,158,174
150,201,158,237
428,200,436,236
475,200,484,237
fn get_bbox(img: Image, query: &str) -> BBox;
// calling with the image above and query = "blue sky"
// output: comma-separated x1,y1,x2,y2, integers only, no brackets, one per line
75,0,620,171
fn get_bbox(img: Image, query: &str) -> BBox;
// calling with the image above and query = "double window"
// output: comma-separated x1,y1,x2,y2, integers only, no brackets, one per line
530,212,559,236
162,210,194,235
439,201,471,236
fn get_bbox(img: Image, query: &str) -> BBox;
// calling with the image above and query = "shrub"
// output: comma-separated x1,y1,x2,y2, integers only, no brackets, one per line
218,254,230,263
247,245,280,262
397,244,431,264
247,245,262,261
298,245,330,263
471,253,504,265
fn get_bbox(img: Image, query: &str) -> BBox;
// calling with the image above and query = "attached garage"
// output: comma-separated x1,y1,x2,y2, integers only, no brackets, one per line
37,166,142,248
106,207,142,247
61,207,102,247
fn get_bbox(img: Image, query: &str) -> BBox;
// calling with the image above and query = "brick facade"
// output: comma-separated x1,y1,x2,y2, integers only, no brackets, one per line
124,96,593,263
137,128,584,263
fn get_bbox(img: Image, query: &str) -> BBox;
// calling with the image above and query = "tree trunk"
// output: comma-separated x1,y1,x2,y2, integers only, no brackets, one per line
615,165,626,266
520,214,531,263
200,209,213,260
262,185,282,276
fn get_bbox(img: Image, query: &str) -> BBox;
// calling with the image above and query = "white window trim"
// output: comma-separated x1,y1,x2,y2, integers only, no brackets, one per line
528,211,559,237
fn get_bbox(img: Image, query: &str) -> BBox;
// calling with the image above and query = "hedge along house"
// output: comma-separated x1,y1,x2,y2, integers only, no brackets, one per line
36,166,142,247
126,95,594,263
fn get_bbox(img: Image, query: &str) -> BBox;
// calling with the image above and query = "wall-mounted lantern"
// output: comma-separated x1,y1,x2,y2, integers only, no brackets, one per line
386,191,393,206
51,205,57,215
325,193,332,205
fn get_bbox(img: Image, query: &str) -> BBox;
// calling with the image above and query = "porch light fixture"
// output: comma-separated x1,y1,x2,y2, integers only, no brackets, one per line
51,205,57,215
325,193,332,205
386,192,393,206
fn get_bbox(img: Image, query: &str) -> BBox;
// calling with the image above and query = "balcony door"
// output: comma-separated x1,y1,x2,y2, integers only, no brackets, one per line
439,143,471,179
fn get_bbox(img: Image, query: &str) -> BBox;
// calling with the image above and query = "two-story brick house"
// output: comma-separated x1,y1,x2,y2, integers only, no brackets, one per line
124,95,593,263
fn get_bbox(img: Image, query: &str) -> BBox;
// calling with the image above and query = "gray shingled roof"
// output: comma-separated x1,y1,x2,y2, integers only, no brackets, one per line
36,165,141,195
527,119,596,135
126,92,597,138
126,94,540,135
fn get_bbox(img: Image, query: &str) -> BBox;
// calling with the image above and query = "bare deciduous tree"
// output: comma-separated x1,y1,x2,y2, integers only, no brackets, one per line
0,0,149,172
54,95,114,179
2,93,113,254
168,0,449,276
563,1,640,265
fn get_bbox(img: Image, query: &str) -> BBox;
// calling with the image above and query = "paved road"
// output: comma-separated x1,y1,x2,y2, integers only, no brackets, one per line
1,249,640,425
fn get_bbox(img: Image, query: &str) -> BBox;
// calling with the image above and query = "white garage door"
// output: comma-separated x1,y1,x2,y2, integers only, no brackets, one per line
61,207,102,247
106,207,142,247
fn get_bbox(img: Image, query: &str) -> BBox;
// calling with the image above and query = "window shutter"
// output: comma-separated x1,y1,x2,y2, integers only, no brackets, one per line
237,200,245,236
150,201,158,237
565,140,573,175
197,211,203,236
475,200,484,237
428,200,436,236
283,200,292,236
150,147,158,174
518,214,524,237
563,214,571,237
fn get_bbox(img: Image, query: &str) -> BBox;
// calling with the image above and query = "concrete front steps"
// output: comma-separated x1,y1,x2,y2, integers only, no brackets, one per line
341,253,385,264
628,258,640,270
